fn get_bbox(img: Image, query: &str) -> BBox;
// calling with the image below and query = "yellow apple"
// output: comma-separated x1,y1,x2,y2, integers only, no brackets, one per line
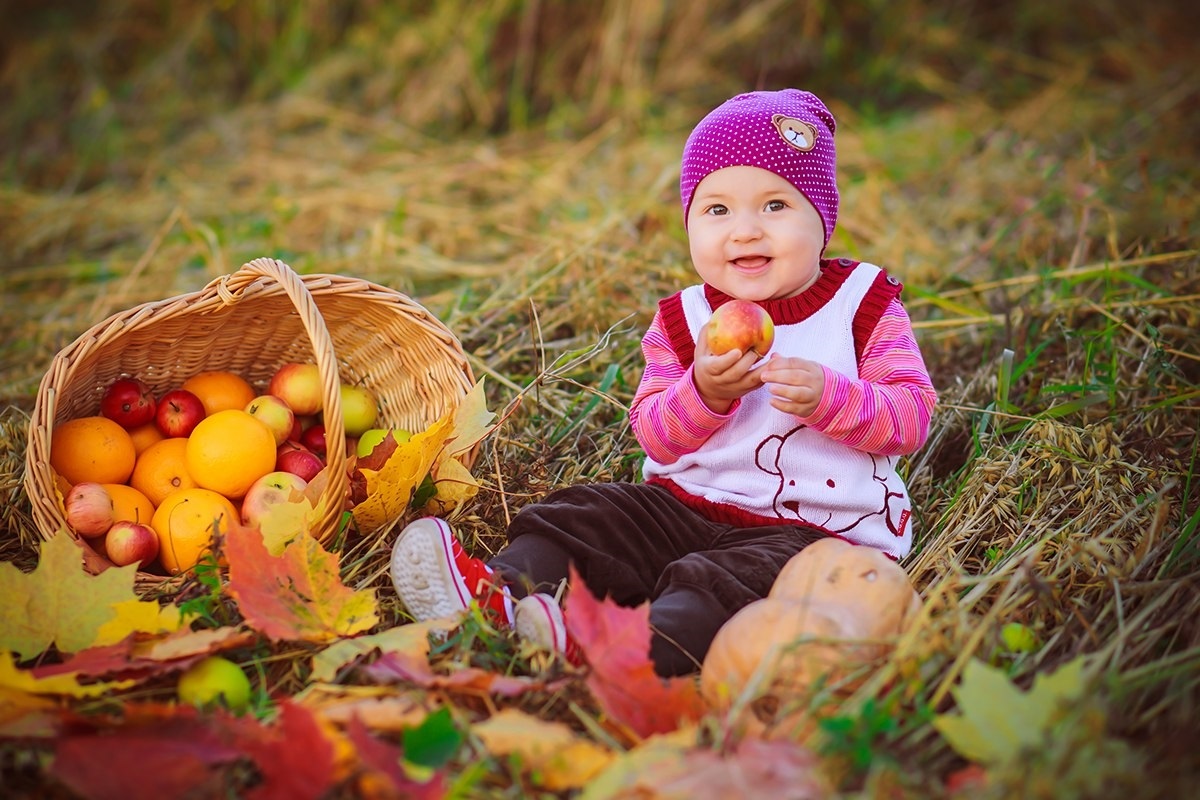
339,385,378,437
268,363,322,416
177,656,252,713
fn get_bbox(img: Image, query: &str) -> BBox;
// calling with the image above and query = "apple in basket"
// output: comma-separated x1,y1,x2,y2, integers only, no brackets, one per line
339,385,379,438
64,482,115,538
268,363,323,416
299,422,327,456
356,428,411,458
244,394,295,446
241,471,309,528
103,520,160,568
100,378,157,429
156,389,206,438
705,299,775,357
276,441,324,482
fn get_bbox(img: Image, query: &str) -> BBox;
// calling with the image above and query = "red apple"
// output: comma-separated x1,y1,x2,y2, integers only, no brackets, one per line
339,385,378,437
241,471,309,528
156,389,206,437
705,299,775,357
100,378,157,429
244,394,295,446
287,416,303,442
268,363,322,416
299,423,327,457
276,441,324,482
65,482,115,538
103,520,160,568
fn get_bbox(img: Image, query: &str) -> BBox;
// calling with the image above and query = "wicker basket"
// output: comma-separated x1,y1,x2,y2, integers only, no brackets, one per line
24,257,476,565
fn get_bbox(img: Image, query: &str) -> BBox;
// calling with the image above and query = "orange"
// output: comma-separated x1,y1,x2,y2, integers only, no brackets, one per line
152,487,238,575
128,421,165,454
185,409,277,499
102,483,156,526
50,416,137,486
130,438,198,507
181,370,257,417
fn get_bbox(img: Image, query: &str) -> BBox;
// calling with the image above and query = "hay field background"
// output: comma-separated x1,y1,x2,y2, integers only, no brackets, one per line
1,1,1198,797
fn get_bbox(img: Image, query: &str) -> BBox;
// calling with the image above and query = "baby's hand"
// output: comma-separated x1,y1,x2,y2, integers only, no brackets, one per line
693,323,764,413
759,354,825,417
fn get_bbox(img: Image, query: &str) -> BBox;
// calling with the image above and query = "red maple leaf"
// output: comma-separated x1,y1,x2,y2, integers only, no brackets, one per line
345,714,448,800
49,704,247,800
564,565,706,739
239,700,338,800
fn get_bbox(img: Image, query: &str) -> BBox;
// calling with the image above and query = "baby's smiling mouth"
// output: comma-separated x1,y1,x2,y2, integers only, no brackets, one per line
731,255,770,270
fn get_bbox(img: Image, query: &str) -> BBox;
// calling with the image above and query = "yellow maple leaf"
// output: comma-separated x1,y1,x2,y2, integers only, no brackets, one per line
441,379,497,461
474,707,614,791
423,457,480,516
258,490,328,555
0,534,158,659
92,598,185,647
351,412,455,534
0,650,135,699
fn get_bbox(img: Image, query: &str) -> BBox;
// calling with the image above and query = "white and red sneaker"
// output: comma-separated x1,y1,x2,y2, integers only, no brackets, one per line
514,593,584,666
389,517,514,625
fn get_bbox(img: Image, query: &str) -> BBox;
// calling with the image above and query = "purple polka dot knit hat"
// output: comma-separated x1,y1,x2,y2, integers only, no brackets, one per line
680,89,839,247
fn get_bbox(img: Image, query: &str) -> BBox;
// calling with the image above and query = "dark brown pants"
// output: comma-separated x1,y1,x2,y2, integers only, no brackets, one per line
488,482,827,677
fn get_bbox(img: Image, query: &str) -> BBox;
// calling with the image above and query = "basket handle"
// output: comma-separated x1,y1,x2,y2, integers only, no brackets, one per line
214,258,350,539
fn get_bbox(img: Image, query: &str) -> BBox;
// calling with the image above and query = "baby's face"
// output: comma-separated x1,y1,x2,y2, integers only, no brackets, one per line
686,166,825,301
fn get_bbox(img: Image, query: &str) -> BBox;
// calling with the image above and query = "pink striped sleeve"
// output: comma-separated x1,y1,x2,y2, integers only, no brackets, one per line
630,311,734,464
804,298,936,455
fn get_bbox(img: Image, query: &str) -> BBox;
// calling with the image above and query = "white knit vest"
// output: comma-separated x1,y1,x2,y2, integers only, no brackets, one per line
643,263,913,558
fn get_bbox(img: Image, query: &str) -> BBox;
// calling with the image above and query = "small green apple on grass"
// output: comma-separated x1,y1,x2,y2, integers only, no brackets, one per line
356,428,411,458
1000,621,1039,653
177,656,252,714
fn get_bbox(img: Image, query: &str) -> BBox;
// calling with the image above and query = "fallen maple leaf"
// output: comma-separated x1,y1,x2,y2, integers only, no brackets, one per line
345,714,448,800
0,533,168,660
564,565,706,740
240,701,338,800
1,650,134,699
34,625,256,683
351,412,455,534
364,650,563,698
226,526,379,643
48,703,248,800
309,620,440,682
473,707,614,791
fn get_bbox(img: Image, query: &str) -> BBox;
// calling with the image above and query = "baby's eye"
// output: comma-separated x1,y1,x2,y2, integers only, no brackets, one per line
765,199,787,212
706,204,730,216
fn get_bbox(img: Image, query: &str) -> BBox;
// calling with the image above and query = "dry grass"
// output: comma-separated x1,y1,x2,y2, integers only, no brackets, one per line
2,1,1198,797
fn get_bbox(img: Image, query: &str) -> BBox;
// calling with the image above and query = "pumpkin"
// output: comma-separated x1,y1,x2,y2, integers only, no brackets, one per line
769,536,923,639
700,538,924,735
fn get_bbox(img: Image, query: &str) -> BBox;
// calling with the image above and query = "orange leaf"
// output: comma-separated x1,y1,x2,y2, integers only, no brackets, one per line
564,565,706,739
226,525,379,643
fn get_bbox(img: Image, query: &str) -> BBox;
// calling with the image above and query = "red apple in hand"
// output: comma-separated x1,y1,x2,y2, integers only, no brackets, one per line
100,378,157,429
244,394,295,446
705,300,775,357
268,363,322,416
156,389,206,437
276,441,324,482
104,520,160,568
241,471,309,528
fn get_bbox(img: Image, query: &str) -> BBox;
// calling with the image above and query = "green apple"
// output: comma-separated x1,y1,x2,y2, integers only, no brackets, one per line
339,385,378,437
356,427,411,458
177,656,252,713
1000,622,1039,653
